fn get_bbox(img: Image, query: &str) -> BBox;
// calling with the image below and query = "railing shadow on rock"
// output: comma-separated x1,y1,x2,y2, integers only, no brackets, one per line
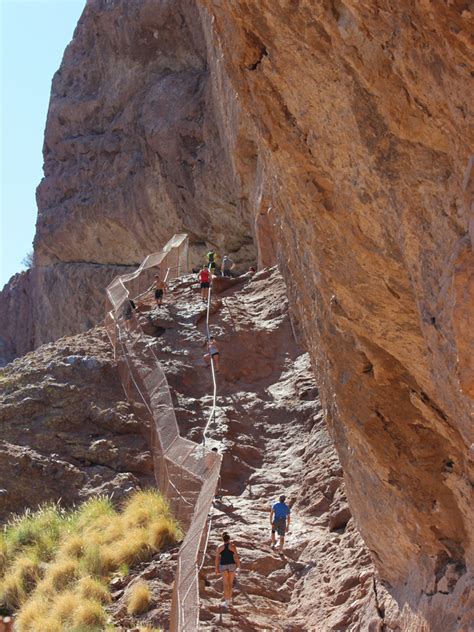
104,234,221,631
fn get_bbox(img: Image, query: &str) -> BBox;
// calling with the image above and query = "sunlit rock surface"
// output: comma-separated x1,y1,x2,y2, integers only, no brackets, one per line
0,1,472,629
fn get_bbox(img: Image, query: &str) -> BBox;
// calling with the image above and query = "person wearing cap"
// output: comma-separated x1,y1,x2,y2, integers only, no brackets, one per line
221,255,234,277
270,495,291,553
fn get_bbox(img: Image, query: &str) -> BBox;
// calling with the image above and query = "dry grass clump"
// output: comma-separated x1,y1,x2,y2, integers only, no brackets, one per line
1,490,180,630
14,595,50,631
72,598,107,629
127,581,152,615
44,559,79,592
0,556,40,609
49,590,77,626
59,534,84,559
77,576,110,604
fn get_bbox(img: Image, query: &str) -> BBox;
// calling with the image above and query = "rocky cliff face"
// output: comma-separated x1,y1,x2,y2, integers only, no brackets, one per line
0,0,257,365
196,3,473,629
1,1,472,629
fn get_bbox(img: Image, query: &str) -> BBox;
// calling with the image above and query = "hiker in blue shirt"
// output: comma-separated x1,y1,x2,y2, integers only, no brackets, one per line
270,495,291,553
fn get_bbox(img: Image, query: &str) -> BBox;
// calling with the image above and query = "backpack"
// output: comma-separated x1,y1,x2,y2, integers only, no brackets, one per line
207,251,215,263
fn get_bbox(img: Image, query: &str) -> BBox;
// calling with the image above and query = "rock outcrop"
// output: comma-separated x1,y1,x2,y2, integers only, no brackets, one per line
0,0,257,364
195,3,474,629
0,263,135,366
0,328,154,520
1,1,473,629
2,269,385,630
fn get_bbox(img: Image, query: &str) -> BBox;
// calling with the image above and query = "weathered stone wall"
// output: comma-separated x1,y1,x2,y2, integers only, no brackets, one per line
0,263,135,366
197,2,473,629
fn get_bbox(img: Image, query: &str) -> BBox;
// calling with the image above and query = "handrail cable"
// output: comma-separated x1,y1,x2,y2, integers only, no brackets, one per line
202,264,218,447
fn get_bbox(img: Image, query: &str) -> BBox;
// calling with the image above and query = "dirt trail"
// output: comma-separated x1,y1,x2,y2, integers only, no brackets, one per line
200,365,318,631
138,268,383,631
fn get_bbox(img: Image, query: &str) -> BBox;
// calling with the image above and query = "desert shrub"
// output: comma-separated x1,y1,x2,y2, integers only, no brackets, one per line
0,556,41,609
44,559,79,592
127,581,151,615
49,590,77,625
80,541,114,577
60,535,84,560
15,595,49,630
1,503,67,567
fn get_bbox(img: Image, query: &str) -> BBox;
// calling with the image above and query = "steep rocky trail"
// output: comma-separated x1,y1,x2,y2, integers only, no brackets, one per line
0,267,394,630
200,375,317,631
143,269,389,631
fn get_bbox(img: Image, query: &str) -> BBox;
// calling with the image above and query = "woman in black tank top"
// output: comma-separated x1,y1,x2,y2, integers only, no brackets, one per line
215,531,241,607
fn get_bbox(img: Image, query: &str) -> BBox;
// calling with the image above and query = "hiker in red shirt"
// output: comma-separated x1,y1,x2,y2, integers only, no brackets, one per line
198,265,211,303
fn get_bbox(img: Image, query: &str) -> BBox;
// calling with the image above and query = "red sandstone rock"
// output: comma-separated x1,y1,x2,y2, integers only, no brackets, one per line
0,328,154,519
196,3,474,628
0,1,472,629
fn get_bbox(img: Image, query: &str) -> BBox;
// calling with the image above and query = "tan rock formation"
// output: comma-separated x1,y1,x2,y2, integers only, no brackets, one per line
0,328,154,519
0,263,135,366
0,0,257,362
196,2,474,629
0,1,472,628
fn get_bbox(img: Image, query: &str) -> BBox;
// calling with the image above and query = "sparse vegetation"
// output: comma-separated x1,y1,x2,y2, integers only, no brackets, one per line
127,581,151,615
21,250,34,269
0,491,181,631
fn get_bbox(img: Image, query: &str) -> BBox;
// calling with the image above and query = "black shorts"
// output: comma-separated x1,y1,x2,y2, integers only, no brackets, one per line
223,269,231,277
211,351,219,357
200,282,210,288
272,518,287,537
155,289,163,299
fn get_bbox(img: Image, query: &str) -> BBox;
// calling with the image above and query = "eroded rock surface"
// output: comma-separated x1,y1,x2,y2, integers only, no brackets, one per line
0,0,257,362
0,1,472,629
195,3,474,629
0,263,135,366
111,269,390,630
1,269,386,630
0,328,154,519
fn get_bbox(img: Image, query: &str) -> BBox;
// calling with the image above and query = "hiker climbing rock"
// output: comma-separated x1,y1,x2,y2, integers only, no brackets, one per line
207,250,217,274
198,265,211,302
204,336,220,373
221,255,234,277
153,274,168,306
215,531,240,607
270,495,291,553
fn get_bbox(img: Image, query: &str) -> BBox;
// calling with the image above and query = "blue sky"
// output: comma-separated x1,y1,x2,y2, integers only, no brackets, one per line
0,0,85,289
